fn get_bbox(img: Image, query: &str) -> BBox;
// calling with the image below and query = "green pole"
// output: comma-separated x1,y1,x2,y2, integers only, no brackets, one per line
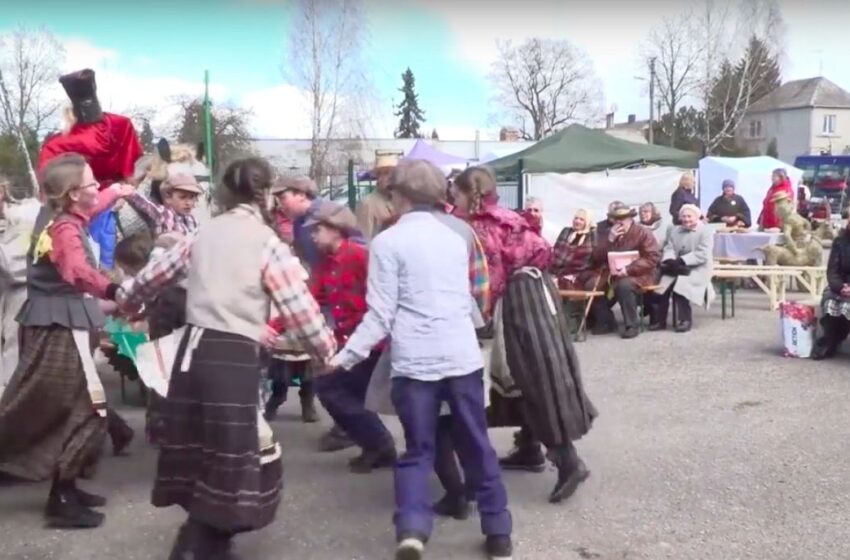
203,70,215,187
516,158,524,209
347,159,356,210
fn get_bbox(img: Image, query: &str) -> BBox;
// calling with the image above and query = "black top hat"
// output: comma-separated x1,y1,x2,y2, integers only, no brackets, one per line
59,69,103,124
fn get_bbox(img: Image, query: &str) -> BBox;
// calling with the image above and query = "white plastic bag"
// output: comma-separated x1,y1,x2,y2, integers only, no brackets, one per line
779,302,816,358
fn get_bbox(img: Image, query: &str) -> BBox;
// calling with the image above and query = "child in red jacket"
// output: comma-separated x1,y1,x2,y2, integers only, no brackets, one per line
267,201,395,473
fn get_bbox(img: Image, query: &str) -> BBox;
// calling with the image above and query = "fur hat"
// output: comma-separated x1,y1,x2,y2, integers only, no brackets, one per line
59,69,102,124
303,201,357,235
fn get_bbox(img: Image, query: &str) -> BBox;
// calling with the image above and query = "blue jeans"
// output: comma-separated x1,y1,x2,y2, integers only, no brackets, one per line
391,371,512,540
314,351,393,452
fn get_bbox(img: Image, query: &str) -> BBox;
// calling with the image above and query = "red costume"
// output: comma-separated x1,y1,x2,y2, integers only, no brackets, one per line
39,113,142,190
759,177,794,230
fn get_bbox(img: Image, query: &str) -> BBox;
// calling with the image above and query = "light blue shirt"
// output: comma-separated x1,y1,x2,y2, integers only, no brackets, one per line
330,211,483,381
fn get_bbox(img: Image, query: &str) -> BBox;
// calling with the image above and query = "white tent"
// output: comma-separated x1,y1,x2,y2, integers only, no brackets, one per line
698,156,803,216
526,167,687,243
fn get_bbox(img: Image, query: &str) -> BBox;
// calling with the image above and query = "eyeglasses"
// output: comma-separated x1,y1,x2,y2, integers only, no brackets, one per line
74,181,99,191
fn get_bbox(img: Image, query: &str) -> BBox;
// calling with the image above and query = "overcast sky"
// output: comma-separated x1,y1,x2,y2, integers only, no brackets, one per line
2,0,849,140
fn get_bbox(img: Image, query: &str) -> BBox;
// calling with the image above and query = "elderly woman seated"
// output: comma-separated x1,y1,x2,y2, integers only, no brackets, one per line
551,209,596,290
638,202,668,248
649,204,715,333
813,220,850,360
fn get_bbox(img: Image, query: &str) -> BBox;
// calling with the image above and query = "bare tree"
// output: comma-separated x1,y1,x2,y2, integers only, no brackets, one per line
490,38,602,141
170,96,254,171
0,27,65,137
284,0,370,186
642,12,700,147
693,0,785,154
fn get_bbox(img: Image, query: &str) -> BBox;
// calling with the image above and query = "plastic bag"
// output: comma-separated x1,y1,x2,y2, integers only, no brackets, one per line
779,302,816,358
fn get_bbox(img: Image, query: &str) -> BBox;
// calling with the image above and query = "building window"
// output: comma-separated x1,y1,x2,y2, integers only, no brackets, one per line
749,120,762,139
823,114,837,135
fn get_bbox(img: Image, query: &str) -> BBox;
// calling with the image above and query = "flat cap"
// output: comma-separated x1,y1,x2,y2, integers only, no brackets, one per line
303,201,358,235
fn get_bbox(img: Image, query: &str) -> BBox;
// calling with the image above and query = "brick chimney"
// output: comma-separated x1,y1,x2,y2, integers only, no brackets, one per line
605,113,614,129
627,114,636,124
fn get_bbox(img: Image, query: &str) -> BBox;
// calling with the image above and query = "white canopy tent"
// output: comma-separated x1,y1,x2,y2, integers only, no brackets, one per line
526,167,688,243
698,156,803,216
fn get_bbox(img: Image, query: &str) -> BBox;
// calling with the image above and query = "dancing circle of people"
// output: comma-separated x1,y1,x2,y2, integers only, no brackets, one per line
0,68,840,560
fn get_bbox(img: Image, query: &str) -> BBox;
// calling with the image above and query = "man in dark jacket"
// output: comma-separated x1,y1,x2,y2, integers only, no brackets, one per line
587,203,661,339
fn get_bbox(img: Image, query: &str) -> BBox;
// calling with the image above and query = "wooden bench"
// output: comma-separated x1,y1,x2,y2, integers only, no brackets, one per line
712,263,827,313
559,290,604,342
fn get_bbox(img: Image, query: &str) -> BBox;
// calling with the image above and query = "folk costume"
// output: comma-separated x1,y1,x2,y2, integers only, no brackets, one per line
463,192,597,504
38,69,143,269
813,227,850,360
759,172,794,230
117,202,336,556
0,187,124,529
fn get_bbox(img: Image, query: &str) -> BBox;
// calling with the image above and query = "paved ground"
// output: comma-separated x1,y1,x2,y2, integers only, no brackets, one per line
2,291,849,560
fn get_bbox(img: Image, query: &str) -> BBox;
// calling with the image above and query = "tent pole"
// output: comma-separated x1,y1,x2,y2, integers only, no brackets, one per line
516,158,524,209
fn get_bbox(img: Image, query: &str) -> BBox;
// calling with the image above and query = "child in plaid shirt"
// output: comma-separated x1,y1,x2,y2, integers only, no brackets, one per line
267,201,395,474
125,173,201,236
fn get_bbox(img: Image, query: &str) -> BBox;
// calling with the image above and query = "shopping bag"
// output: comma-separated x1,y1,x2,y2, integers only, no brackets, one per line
134,327,185,397
779,302,816,358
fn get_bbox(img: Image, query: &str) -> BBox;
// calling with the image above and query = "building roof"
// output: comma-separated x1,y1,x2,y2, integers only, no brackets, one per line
748,77,850,113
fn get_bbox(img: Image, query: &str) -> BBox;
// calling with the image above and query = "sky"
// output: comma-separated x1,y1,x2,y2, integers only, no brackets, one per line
2,0,850,141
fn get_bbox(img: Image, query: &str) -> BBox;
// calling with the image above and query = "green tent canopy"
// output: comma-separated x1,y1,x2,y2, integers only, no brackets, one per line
488,124,699,177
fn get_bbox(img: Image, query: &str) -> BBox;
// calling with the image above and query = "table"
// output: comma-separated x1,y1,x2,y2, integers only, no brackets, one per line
713,232,783,262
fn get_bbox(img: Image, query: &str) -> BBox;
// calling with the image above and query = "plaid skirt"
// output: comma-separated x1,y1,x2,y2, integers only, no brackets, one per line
0,326,106,481
490,268,598,447
152,328,283,533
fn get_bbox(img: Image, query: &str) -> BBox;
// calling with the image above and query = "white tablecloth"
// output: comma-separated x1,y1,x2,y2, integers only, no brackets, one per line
714,232,782,261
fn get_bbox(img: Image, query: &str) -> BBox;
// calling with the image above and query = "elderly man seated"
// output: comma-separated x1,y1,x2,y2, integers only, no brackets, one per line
586,203,661,339
707,179,752,228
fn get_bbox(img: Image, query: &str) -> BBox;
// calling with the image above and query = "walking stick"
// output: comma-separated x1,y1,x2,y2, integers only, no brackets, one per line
577,271,607,336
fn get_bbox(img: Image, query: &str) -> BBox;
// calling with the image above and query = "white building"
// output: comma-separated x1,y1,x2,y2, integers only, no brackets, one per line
736,77,850,163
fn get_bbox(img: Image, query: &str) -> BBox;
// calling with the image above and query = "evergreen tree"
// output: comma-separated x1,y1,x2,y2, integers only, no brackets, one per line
394,68,426,138
431,128,439,140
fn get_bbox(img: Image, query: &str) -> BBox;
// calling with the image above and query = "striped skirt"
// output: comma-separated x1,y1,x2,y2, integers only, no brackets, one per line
0,326,106,481
493,268,597,447
152,328,282,533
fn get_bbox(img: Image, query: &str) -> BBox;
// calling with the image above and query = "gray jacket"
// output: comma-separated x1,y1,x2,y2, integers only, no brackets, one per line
655,223,716,307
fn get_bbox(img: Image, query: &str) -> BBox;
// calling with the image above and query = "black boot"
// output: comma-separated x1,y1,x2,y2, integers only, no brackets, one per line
45,478,104,529
168,520,226,560
349,446,397,474
433,493,470,520
71,480,106,508
263,394,284,421
499,443,546,473
300,382,319,423
107,408,135,456
811,337,838,360
318,425,355,452
548,445,590,504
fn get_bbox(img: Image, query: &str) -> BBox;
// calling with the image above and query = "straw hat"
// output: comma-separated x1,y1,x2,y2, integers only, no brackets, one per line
374,154,399,172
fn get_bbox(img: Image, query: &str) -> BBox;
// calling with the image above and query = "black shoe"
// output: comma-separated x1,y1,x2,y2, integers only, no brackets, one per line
674,320,692,333
169,521,231,560
300,398,319,423
433,493,470,520
71,482,106,508
395,532,427,560
349,447,397,474
648,322,666,331
549,458,590,504
485,535,513,560
45,482,104,529
499,445,546,473
811,338,837,361
621,326,639,339
318,426,355,452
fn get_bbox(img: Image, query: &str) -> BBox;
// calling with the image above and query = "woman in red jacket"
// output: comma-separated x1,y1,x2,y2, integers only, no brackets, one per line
759,168,794,230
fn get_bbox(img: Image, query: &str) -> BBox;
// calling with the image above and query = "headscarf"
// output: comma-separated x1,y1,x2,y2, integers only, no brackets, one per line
678,203,702,230
567,208,594,244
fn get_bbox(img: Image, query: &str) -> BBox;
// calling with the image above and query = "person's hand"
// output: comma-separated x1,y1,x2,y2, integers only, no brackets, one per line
260,325,280,349
98,299,119,315
612,266,628,278
110,183,136,198
608,223,624,242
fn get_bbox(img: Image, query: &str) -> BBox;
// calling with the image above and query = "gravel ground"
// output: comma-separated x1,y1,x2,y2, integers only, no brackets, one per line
1,291,848,560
